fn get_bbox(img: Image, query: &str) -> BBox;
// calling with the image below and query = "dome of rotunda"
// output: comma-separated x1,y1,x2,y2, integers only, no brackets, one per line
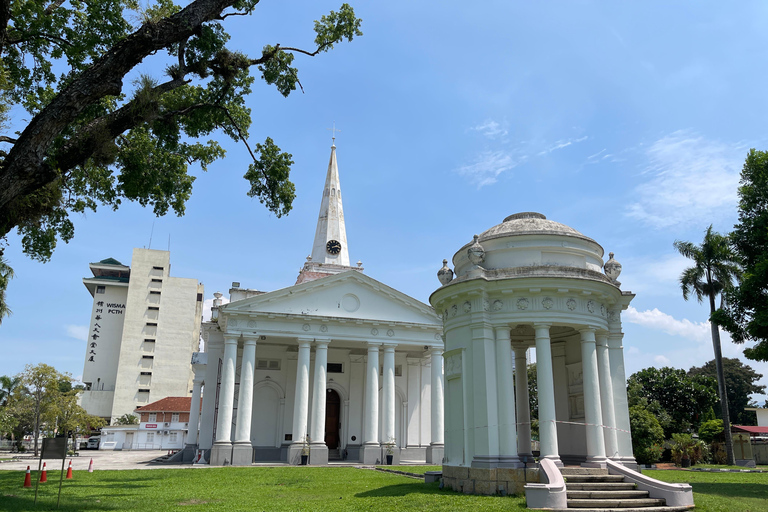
477,212,598,246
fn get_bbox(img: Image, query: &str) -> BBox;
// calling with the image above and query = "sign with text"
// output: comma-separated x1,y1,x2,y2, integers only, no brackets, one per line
145,424,157,429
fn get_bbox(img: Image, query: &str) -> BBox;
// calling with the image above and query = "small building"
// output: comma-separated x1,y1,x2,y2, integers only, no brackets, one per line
745,406,768,427
133,397,200,450
79,249,205,423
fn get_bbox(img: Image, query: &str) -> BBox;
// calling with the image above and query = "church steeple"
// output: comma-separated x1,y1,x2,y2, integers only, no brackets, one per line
295,139,363,285
310,143,350,266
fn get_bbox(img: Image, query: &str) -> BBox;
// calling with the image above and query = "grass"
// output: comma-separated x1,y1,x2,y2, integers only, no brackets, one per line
644,469,768,512
375,465,442,475
1,466,766,512
0,467,527,512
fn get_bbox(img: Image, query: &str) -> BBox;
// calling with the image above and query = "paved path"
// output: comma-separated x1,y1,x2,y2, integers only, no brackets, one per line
0,450,191,471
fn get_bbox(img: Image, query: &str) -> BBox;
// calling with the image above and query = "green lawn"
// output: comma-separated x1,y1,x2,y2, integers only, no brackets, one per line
1,467,765,512
0,467,527,512
644,469,768,512
375,465,442,475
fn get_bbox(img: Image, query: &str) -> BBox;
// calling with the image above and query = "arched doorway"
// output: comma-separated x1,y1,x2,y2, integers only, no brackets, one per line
325,389,341,452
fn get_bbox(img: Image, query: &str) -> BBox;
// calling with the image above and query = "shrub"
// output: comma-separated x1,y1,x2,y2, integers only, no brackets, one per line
698,419,724,443
629,405,665,464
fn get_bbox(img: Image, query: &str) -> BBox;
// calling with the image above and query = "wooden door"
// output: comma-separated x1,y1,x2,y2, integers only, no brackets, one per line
325,389,341,449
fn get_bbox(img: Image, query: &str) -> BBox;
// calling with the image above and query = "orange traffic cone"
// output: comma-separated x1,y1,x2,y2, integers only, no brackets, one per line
23,466,32,488
40,462,47,483
88,458,94,473
65,460,73,479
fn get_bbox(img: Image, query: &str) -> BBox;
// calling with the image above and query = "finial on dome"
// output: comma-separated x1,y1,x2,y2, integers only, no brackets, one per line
437,259,454,285
603,252,622,286
467,235,486,268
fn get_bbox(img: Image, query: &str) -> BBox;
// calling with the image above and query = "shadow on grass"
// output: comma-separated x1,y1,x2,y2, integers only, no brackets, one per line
355,482,443,498
689,482,767,499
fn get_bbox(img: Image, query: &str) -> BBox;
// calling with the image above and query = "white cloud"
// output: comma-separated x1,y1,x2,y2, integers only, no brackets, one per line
457,150,522,187
202,295,230,322
65,325,88,341
471,119,508,139
624,306,710,343
626,131,744,229
654,354,671,366
537,136,588,156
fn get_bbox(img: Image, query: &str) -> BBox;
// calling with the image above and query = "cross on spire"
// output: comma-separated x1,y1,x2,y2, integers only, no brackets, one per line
327,122,341,144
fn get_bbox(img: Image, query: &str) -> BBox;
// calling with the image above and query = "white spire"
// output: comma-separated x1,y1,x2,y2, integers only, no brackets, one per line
309,143,350,266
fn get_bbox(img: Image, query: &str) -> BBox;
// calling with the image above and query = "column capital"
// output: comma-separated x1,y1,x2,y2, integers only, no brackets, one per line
513,345,528,357
366,341,382,349
314,339,330,348
223,333,239,344
428,347,443,356
381,343,397,352
297,337,314,346
533,322,552,330
494,325,511,337
580,327,598,343
241,335,258,346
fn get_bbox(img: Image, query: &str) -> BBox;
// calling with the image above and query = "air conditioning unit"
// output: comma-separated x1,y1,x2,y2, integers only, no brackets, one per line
163,430,170,435
184,423,189,427
164,422,170,427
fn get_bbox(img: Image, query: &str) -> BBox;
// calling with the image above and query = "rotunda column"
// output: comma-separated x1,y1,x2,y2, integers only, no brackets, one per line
534,323,561,466
361,342,381,464
211,333,238,465
309,339,330,464
580,327,607,467
427,347,444,464
514,345,533,463
288,338,312,464
608,309,636,466
232,335,257,465
186,373,203,450
495,326,521,466
596,332,619,459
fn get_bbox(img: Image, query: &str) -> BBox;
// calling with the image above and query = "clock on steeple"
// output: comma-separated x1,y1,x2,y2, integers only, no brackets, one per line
326,240,342,255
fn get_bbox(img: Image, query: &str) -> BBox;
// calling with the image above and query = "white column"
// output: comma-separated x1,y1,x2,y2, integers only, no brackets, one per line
234,337,257,444
608,309,636,465
596,332,619,459
514,345,533,462
291,339,312,444
495,326,520,466
534,323,561,465
187,374,203,447
364,343,380,446
430,348,444,446
310,340,330,445
199,339,222,451
214,335,238,445
382,344,396,445
580,327,607,466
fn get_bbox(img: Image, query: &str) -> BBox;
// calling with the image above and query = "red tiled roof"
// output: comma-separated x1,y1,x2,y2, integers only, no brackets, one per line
134,396,201,413
732,425,768,435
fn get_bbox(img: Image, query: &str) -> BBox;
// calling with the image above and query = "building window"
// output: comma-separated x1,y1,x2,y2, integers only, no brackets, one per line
144,338,155,343
142,355,154,360
149,291,161,295
327,363,343,373
380,365,403,377
96,286,105,294
197,293,203,302
171,413,180,422
148,413,156,422
152,266,163,270
256,359,281,371
140,371,152,376
146,432,154,443
148,306,159,311
169,432,178,443
151,278,162,283
146,322,157,327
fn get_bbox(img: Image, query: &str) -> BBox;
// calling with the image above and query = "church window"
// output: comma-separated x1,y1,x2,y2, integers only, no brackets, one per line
327,363,343,373
96,286,105,294
379,365,403,377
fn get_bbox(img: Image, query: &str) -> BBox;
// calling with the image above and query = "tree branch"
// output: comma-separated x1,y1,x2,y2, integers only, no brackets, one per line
7,32,73,48
0,136,17,144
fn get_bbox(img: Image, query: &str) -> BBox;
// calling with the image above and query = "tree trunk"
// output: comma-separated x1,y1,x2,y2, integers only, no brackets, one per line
709,293,735,466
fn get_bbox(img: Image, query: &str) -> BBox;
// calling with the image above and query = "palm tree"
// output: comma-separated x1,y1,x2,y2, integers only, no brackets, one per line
0,375,21,407
0,251,14,324
674,225,741,466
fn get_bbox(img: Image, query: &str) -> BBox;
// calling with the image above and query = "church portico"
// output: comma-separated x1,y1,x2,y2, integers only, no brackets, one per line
432,212,637,495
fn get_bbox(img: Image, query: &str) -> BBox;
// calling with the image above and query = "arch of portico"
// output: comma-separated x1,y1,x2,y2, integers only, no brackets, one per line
431,212,636,495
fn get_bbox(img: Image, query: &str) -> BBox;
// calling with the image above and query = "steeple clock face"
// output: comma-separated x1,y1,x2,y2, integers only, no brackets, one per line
326,239,342,255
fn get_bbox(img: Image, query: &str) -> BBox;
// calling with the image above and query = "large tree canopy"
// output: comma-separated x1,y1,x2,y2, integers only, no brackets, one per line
715,149,768,361
0,0,362,306
688,357,765,425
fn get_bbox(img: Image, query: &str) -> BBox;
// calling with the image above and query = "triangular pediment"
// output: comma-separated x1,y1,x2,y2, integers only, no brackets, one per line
222,271,439,326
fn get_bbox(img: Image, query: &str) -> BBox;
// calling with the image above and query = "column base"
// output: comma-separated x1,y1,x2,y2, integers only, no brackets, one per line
287,443,306,465
426,444,444,464
539,454,563,467
210,441,232,466
232,442,253,466
308,443,328,465
517,452,536,467
498,455,525,468
616,456,639,471
181,444,197,463
582,455,608,469
360,443,381,464
471,455,500,468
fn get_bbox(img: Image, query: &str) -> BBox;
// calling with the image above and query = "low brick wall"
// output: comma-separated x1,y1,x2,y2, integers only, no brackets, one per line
442,465,540,496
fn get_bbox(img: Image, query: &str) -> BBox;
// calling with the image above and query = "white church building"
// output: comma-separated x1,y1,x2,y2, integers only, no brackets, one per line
190,141,445,466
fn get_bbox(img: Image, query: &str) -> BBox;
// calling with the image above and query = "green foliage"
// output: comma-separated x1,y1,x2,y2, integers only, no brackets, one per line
629,404,665,464
627,366,718,437
0,0,362,301
716,149,768,361
670,433,708,466
0,252,14,324
688,358,765,424
698,419,724,444
115,413,139,425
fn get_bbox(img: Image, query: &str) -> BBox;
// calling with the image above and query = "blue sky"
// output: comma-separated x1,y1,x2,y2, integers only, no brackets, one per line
2,1,768,406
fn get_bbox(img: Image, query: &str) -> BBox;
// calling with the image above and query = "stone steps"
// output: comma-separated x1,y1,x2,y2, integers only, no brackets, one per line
549,507,694,512
567,498,667,508
567,490,650,500
567,482,638,491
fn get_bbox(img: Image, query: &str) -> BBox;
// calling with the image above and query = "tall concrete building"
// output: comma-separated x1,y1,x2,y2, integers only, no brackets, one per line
80,249,204,423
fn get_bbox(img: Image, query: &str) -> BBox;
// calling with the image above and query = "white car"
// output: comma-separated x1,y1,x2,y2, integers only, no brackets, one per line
86,437,100,449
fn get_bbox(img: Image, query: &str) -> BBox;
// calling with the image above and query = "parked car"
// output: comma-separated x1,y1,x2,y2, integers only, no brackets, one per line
86,436,100,449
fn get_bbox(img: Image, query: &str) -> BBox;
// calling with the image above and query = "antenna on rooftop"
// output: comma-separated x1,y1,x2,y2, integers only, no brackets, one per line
148,221,155,249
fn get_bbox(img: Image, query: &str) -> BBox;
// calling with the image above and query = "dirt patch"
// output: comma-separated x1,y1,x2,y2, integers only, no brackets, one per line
177,499,210,506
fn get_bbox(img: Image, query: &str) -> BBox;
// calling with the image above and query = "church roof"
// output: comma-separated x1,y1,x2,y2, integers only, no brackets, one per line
478,212,598,245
